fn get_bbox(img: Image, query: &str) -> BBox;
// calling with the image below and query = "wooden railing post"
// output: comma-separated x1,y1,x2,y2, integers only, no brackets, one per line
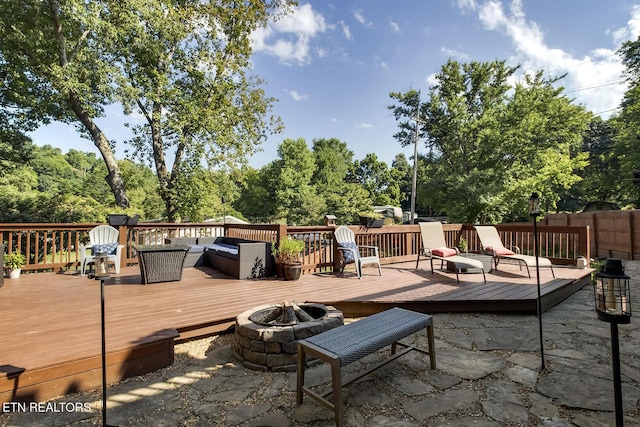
118,225,128,270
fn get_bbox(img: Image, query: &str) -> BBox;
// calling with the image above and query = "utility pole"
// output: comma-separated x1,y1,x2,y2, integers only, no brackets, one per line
410,110,426,224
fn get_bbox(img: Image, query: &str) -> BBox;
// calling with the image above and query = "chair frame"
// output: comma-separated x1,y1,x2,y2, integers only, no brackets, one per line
79,225,124,275
416,222,486,283
474,225,555,279
334,226,382,279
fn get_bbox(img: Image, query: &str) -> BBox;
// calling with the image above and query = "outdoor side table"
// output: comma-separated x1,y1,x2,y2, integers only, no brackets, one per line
134,245,189,284
447,253,493,274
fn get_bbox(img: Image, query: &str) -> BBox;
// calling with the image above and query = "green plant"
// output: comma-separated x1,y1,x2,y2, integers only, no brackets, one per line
4,252,26,270
271,238,305,265
358,211,383,219
457,237,468,253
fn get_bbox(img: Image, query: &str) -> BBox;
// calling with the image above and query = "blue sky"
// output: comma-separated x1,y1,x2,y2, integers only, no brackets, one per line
29,0,640,168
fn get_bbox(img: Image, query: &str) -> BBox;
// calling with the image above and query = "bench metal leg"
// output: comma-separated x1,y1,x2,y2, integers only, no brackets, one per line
296,346,306,405
330,359,343,426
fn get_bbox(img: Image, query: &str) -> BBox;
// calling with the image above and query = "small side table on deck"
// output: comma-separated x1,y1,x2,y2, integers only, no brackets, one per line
447,253,493,274
134,245,189,284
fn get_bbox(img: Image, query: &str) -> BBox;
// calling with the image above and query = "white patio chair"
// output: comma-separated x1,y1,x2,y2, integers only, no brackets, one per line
334,226,382,279
79,225,124,275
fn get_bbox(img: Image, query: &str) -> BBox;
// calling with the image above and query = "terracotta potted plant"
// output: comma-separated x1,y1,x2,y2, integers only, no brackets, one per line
4,252,26,279
271,238,305,280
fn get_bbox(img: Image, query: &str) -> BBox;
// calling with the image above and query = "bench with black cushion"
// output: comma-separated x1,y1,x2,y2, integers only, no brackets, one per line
202,237,275,279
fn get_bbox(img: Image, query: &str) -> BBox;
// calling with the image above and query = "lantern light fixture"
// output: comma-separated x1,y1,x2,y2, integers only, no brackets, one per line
528,192,540,217
594,258,632,427
92,252,111,280
595,258,631,324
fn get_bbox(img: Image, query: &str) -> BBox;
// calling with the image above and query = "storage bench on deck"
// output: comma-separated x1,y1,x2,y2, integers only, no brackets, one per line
296,307,436,426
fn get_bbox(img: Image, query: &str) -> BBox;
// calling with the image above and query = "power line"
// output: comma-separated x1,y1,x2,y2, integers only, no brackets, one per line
564,80,625,94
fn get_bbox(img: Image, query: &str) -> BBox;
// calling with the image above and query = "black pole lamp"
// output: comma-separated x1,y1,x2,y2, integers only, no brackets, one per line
529,192,545,371
88,252,116,427
594,259,632,427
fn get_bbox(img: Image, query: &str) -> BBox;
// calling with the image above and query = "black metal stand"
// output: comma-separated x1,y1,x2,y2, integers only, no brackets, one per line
100,278,117,427
532,216,545,371
610,322,624,427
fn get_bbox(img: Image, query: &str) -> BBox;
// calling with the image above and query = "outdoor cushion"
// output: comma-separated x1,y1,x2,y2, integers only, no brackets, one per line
188,244,206,253
339,242,360,263
431,247,457,258
486,246,515,256
204,243,239,261
92,242,119,255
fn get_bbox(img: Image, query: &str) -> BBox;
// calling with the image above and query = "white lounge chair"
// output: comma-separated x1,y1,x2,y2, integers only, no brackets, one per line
334,226,382,279
79,225,124,275
416,222,486,283
474,225,554,278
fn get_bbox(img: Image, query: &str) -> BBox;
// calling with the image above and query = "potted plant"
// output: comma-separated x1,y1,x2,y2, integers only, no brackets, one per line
271,238,306,280
457,237,468,254
4,252,26,279
358,211,385,228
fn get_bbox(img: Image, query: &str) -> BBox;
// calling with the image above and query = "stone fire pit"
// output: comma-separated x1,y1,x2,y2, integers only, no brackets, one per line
234,301,344,371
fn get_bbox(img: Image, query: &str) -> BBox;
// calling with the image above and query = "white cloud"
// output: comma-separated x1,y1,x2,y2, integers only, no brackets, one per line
459,0,635,116
390,20,400,33
286,89,309,101
374,55,389,71
340,20,353,40
441,47,470,61
356,122,373,128
353,10,373,27
251,3,327,66
611,4,640,45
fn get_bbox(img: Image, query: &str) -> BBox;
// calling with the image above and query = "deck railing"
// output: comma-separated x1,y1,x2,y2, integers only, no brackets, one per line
1,222,589,273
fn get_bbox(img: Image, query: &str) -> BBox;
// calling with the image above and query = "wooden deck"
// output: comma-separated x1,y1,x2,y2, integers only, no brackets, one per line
0,261,591,405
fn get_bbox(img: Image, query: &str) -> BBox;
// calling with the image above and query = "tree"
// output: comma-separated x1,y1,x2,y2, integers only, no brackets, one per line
415,59,590,222
558,117,620,211
350,153,401,207
272,138,325,225
234,166,278,223
310,138,370,223
1,0,291,219
391,153,412,213
612,37,640,207
107,0,289,221
0,0,130,207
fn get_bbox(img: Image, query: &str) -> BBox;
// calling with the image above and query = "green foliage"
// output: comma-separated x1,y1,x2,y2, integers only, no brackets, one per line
611,37,640,207
106,0,289,221
271,238,305,265
392,59,591,223
272,138,326,225
4,252,26,270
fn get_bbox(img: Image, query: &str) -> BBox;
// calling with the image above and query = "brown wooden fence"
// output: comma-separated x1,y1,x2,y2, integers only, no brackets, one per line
1,221,591,274
544,210,639,260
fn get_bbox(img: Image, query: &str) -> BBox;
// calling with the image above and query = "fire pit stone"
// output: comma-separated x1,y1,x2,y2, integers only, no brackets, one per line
234,302,344,371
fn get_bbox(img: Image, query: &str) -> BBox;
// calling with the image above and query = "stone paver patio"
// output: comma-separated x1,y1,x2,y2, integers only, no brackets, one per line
2,262,640,426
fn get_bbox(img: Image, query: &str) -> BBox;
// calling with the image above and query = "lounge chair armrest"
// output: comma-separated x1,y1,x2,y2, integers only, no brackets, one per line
508,245,521,254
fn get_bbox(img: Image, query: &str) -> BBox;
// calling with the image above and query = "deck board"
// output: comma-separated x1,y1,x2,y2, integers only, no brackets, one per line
0,261,591,404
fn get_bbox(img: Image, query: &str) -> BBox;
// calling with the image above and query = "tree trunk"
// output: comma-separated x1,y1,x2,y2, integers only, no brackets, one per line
68,93,130,208
47,0,130,208
150,101,177,222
